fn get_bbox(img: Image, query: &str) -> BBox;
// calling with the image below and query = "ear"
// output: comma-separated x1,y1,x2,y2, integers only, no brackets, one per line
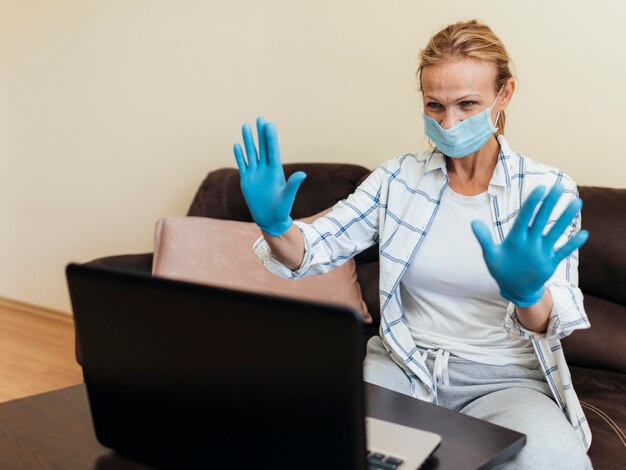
497,77,516,111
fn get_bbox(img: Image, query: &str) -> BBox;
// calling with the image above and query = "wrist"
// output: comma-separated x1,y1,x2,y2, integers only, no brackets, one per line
257,217,293,237
500,285,545,308
514,289,553,334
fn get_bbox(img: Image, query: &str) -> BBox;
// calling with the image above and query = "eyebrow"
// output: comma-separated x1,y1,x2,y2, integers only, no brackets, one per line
424,94,482,102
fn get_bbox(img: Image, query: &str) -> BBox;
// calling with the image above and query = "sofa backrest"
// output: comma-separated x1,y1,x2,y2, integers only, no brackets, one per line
187,164,371,222
577,187,626,305
562,186,626,373
188,164,626,373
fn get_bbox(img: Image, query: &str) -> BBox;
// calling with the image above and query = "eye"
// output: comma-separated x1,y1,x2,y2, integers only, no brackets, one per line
460,100,479,108
426,101,443,110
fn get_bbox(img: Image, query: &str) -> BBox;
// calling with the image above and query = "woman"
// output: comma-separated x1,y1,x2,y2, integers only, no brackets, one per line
233,19,592,469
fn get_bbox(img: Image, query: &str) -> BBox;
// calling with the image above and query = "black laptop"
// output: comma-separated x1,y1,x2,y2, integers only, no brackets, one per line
67,263,440,469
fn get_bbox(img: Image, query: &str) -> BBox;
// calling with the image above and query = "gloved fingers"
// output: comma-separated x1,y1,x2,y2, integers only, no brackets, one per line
529,184,564,237
545,197,583,246
471,220,497,259
242,123,259,169
233,143,247,174
553,229,589,264
284,171,307,203
511,185,546,234
257,117,268,165
265,122,282,168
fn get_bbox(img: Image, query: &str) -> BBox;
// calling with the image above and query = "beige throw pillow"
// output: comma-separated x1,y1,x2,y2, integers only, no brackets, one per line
152,212,371,323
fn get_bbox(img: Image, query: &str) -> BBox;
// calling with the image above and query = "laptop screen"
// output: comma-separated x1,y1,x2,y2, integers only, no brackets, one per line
67,263,367,469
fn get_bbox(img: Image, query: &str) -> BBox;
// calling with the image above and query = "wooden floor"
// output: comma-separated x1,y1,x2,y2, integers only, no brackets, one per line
0,301,83,403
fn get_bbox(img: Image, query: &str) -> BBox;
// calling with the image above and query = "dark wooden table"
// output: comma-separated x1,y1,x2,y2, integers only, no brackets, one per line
0,383,524,469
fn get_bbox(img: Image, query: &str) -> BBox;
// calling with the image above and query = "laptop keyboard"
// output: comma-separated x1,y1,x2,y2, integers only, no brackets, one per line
366,450,404,469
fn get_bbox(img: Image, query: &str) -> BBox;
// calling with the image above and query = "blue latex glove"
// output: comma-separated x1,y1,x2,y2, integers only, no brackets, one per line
471,184,589,307
233,117,307,236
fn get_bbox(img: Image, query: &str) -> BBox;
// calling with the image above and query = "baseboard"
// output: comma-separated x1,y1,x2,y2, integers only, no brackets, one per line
0,296,73,324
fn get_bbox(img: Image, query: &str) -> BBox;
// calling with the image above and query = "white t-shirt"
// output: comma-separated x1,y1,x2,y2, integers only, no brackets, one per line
401,187,538,368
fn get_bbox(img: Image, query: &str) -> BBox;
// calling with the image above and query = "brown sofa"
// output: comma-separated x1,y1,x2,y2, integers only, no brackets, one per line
87,163,626,468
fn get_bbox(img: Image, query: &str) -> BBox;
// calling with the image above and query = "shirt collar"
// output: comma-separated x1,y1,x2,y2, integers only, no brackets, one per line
489,134,516,188
424,148,447,175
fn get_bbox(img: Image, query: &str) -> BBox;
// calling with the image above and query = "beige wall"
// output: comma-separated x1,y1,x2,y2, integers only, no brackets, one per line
2,0,625,313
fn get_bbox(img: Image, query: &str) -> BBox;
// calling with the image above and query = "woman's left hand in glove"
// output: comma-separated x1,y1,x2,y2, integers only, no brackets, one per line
471,184,589,307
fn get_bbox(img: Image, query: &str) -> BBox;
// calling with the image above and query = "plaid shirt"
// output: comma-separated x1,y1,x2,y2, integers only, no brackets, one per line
254,135,592,450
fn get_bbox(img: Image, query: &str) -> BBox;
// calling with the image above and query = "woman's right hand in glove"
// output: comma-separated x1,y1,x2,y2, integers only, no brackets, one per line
233,117,307,237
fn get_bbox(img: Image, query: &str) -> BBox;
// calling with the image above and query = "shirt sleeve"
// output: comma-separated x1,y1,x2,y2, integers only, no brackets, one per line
253,164,386,279
503,175,590,341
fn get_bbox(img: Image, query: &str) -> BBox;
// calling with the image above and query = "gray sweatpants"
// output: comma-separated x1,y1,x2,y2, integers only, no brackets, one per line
363,336,592,469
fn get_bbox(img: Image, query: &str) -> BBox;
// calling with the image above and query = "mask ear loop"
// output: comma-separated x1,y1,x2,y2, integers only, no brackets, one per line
491,86,505,132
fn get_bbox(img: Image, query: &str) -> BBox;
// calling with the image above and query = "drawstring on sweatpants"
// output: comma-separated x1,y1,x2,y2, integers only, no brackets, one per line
421,348,450,398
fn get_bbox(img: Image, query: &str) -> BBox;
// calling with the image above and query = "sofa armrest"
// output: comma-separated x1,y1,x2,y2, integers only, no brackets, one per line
85,253,154,274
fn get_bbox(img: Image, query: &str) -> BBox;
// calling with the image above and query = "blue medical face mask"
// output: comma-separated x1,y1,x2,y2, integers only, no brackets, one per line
423,88,503,158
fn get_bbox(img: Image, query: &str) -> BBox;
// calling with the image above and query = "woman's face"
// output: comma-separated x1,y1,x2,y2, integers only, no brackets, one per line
421,57,512,130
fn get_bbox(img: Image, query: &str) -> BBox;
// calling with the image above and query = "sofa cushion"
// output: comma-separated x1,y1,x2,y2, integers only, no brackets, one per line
151,214,371,322
570,366,626,468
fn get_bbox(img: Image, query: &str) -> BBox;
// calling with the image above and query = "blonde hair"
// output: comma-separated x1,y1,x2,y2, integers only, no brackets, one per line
417,19,514,134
